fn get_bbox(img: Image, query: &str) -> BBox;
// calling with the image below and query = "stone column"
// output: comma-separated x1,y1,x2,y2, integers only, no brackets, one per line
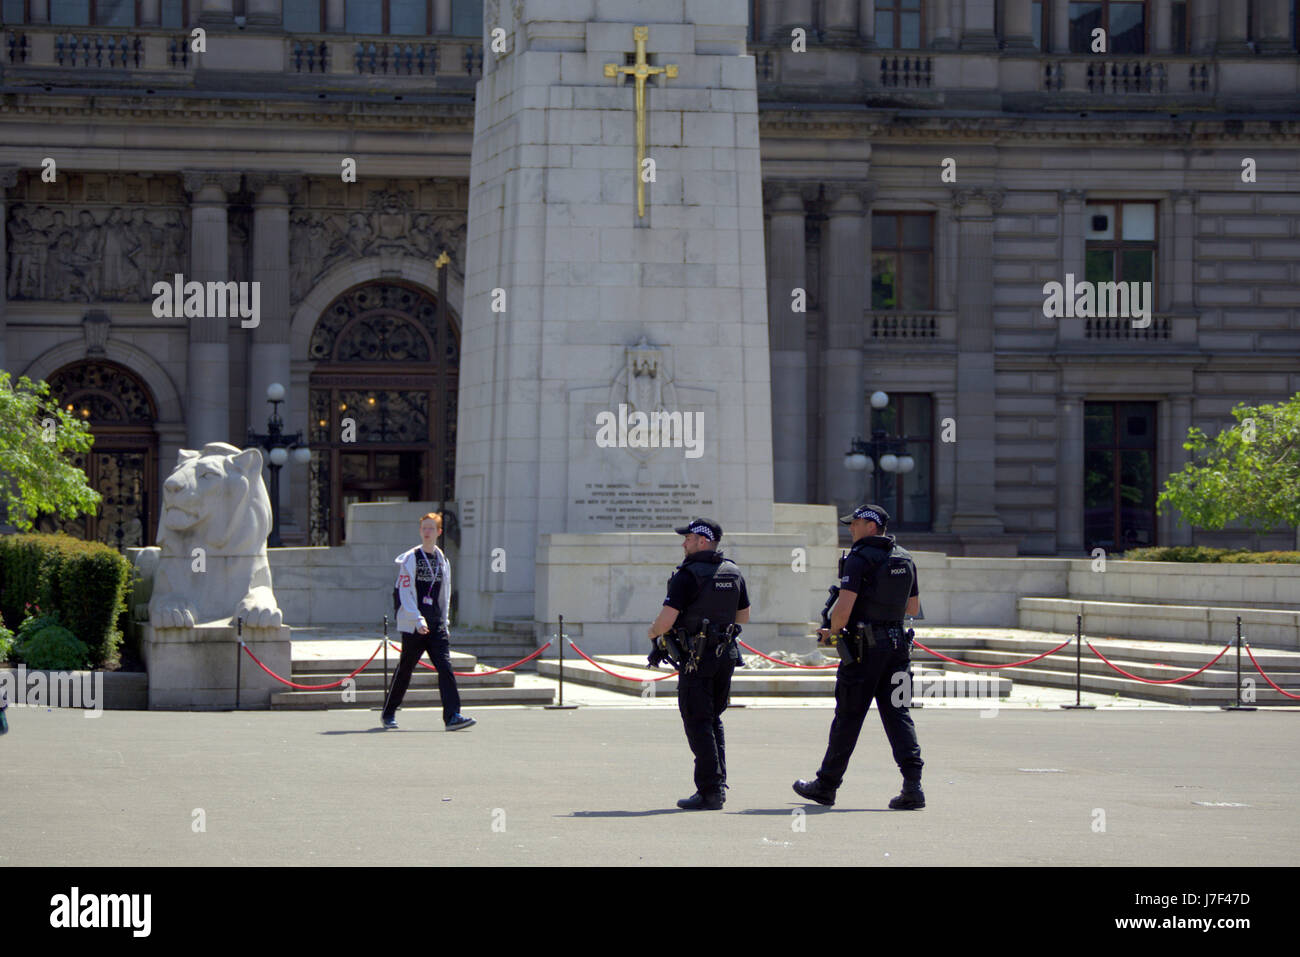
821,184,871,513
140,0,162,28
1059,187,1085,286
1215,0,1249,53
948,188,1005,537
1256,0,1294,53
1056,393,1085,552
1188,0,1216,54
434,0,453,33
0,167,17,373
247,173,301,525
1002,0,1036,51
765,182,809,503
1152,0,1173,52
326,0,345,32
858,0,876,46
780,0,815,33
760,0,783,39
960,0,998,50
1050,0,1070,52
182,171,241,449
824,0,859,39
246,0,280,27
1170,190,1195,309
1163,395,1194,545
931,0,956,49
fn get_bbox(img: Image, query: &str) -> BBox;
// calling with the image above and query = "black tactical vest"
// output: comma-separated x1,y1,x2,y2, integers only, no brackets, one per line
675,552,743,634
847,535,915,624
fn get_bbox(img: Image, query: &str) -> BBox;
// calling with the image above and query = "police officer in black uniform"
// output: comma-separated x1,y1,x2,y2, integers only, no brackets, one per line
646,518,750,811
793,504,925,809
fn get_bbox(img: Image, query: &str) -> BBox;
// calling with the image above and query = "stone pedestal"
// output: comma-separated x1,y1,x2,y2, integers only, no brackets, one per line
141,621,291,710
457,5,776,628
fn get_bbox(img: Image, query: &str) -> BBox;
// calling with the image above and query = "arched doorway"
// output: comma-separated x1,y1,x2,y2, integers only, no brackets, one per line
307,281,458,545
44,359,159,550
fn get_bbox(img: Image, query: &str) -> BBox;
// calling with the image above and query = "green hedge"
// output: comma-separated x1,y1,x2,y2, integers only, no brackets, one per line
1122,546,1300,564
0,533,133,667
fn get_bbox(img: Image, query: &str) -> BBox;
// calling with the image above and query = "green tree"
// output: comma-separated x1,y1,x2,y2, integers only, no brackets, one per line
0,372,100,531
1157,394,1300,549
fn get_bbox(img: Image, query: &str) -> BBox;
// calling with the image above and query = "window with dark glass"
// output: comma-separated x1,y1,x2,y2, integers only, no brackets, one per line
1069,0,1146,53
875,0,923,49
869,394,934,531
1031,0,1048,49
451,0,483,36
1170,1,1188,53
1084,402,1157,552
872,213,934,311
284,0,324,32
1084,201,1157,308
344,0,451,35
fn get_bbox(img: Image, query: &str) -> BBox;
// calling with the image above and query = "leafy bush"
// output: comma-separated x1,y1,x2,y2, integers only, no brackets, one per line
0,534,132,667
0,612,14,662
18,623,91,670
1122,546,1300,564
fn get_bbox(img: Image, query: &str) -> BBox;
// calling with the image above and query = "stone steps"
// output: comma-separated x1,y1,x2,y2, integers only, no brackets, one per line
1018,597,1300,650
270,686,556,710
911,630,1300,706
536,654,1009,698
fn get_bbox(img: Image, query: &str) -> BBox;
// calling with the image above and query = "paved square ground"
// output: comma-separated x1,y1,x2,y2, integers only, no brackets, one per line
2,703,1295,866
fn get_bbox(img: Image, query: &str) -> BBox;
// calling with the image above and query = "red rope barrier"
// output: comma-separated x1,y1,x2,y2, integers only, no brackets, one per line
1245,643,1300,700
736,639,838,670
1086,639,1232,685
567,640,678,681
388,639,554,677
912,636,1073,670
241,640,384,690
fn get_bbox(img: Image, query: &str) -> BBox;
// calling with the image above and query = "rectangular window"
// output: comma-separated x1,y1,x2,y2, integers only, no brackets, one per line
1069,0,1146,53
345,0,382,34
869,394,934,531
1170,1,1187,53
1084,201,1157,308
3,0,27,22
1031,0,1046,50
96,0,133,25
389,0,428,35
161,0,187,28
875,0,923,49
1084,402,1157,551
451,0,482,36
51,0,92,25
871,212,934,310
283,0,322,32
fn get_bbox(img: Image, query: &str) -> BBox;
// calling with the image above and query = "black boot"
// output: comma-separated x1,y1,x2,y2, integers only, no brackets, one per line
888,785,925,810
676,791,724,810
792,778,836,807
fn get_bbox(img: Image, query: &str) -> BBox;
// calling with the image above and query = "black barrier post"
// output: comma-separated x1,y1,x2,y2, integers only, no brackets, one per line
1222,615,1257,712
235,616,243,711
1061,613,1095,710
383,614,390,698
545,613,578,710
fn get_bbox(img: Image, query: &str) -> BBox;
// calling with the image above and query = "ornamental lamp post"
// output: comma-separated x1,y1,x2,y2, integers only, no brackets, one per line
843,390,914,506
247,382,312,547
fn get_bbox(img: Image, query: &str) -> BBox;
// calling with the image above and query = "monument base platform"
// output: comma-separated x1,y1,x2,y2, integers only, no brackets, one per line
141,621,291,710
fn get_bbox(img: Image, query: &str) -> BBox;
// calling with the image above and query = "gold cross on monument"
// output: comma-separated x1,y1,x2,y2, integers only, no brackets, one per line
604,26,677,218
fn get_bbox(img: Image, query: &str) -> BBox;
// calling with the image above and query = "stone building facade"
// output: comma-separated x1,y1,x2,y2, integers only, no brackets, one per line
2,0,1298,555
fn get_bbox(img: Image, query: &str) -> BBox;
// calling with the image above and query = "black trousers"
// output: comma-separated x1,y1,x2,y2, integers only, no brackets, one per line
816,629,924,791
677,664,734,795
382,631,461,725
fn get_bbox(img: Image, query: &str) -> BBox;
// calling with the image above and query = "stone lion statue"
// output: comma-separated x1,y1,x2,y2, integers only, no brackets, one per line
148,442,283,629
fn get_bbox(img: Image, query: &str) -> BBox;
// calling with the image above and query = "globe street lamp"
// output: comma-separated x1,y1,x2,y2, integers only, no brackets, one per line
247,382,312,547
844,390,914,506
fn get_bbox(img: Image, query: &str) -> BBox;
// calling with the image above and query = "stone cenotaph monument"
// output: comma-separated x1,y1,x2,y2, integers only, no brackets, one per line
456,1,830,650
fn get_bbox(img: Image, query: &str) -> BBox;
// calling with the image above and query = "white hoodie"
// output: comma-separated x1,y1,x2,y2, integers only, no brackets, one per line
394,545,451,636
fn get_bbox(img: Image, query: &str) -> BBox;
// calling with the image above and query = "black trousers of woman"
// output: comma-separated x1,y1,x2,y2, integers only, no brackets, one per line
382,630,461,725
